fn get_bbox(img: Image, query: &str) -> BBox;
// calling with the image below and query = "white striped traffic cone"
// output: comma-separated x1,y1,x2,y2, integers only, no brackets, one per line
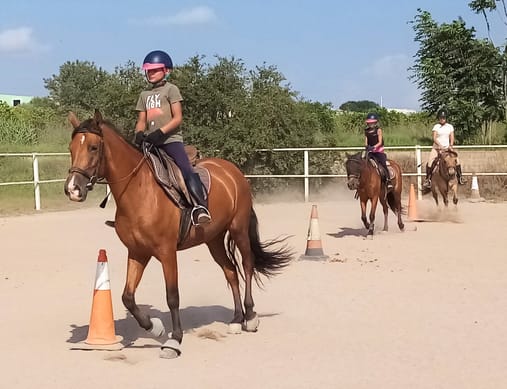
300,205,329,261
82,249,123,350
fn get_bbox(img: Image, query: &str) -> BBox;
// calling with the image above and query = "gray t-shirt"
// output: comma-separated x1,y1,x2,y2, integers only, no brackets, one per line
136,82,183,143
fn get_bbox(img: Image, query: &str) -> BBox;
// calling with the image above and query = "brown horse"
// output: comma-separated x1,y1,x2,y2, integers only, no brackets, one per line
64,110,293,358
429,149,459,206
345,152,404,238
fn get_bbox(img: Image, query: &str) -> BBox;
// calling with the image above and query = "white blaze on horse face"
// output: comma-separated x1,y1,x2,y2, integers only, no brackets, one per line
80,134,85,145
66,175,82,201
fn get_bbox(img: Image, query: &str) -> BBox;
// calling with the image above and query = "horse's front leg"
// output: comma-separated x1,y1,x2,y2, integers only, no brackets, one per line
451,182,458,205
367,197,378,237
443,190,449,207
360,200,369,230
122,254,163,334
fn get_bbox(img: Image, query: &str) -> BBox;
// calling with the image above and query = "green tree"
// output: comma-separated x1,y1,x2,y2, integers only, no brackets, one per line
410,9,504,143
339,100,379,112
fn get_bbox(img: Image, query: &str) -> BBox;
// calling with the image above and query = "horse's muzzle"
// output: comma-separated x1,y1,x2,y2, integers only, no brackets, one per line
347,178,359,190
64,174,88,202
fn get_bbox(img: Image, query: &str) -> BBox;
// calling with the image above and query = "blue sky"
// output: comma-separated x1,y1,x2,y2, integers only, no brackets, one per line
1,1,505,111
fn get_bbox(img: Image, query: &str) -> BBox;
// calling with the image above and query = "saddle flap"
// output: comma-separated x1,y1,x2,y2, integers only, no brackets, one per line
146,148,211,209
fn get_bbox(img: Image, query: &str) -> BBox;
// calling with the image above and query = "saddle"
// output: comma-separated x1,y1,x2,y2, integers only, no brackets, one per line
144,144,211,246
366,154,395,182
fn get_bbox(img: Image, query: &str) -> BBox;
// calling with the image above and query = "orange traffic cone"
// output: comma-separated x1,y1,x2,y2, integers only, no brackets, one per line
408,183,418,221
81,249,123,350
299,205,329,261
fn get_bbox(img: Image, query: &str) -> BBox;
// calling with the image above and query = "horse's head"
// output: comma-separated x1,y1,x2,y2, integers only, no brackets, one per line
345,152,364,190
439,149,458,179
64,110,105,202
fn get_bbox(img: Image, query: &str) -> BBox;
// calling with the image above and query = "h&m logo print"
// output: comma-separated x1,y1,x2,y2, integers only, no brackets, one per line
146,94,161,109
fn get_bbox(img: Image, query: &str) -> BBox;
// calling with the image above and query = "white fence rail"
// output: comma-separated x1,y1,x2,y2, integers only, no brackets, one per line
2,145,507,210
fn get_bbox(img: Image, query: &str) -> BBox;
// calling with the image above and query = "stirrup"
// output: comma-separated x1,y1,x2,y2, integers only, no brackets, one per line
423,179,431,189
458,177,467,185
386,181,394,190
191,206,211,226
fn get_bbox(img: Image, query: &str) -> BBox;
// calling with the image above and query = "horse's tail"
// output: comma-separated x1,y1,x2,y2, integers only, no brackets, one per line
227,207,294,286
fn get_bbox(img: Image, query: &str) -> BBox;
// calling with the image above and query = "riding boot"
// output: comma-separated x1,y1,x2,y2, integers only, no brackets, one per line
185,173,212,225
456,164,467,185
423,164,432,189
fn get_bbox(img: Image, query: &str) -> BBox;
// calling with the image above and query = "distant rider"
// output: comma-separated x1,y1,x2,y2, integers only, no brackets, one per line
423,109,466,190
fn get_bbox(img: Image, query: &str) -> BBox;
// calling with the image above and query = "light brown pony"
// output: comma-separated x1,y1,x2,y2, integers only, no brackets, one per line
429,149,459,206
345,152,404,238
64,111,293,358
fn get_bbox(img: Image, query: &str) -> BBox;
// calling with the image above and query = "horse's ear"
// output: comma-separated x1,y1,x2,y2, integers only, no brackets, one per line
68,112,80,129
94,109,103,123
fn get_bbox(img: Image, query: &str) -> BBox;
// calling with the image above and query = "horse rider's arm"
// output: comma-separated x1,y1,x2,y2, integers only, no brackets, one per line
135,111,147,132
376,128,383,148
159,101,183,135
449,131,455,149
432,130,441,149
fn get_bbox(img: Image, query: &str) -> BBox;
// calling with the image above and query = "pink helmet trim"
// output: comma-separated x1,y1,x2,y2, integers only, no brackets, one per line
142,63,166,70
365,119,378,123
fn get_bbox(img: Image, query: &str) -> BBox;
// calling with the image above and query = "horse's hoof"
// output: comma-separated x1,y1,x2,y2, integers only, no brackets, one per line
366,234,373,240
149,317,165,338
243,314,259,332
160,339,181,359
228,323,242,334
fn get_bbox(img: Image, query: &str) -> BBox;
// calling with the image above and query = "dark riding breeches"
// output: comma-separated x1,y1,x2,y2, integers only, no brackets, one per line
370,152,389,180
160,142,194,180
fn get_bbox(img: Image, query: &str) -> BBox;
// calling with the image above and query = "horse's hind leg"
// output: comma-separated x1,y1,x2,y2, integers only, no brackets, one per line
229,222,259,332
380,198,389,232
206,233,244,333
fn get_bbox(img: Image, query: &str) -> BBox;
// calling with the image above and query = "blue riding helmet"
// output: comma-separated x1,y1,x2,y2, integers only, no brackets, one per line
142,50,173,70
365,113,379,124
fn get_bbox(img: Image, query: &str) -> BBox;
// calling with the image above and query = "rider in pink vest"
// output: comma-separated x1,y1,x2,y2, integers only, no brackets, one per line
364,113,393,190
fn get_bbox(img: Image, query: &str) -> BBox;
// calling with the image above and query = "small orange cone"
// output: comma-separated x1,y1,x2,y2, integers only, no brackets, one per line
81,249,123,350
299,205,329,261
408,183,418,221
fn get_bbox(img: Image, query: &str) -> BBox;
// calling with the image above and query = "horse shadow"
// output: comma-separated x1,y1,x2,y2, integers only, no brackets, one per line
67,304,254,347
327,227,366,238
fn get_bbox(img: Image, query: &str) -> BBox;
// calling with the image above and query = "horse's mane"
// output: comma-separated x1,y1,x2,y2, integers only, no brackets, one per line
74,115,140,153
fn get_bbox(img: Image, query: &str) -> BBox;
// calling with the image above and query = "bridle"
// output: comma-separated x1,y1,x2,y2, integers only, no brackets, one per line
69,124,104,190
68,121,148,190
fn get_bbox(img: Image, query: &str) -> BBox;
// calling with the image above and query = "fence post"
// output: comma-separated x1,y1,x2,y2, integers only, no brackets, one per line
32,153,41,211
304,150,309,202
415,145,422,200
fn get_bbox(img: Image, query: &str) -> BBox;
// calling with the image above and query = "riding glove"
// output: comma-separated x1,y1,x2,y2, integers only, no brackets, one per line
134,131,146,146
145,129,168,146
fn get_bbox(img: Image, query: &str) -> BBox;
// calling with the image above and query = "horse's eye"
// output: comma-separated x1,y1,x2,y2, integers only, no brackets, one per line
89,145,99,152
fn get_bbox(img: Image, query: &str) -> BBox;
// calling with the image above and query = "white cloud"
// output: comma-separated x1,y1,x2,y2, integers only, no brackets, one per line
0,27,48,53
362,54,411,79
133,6,217,26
